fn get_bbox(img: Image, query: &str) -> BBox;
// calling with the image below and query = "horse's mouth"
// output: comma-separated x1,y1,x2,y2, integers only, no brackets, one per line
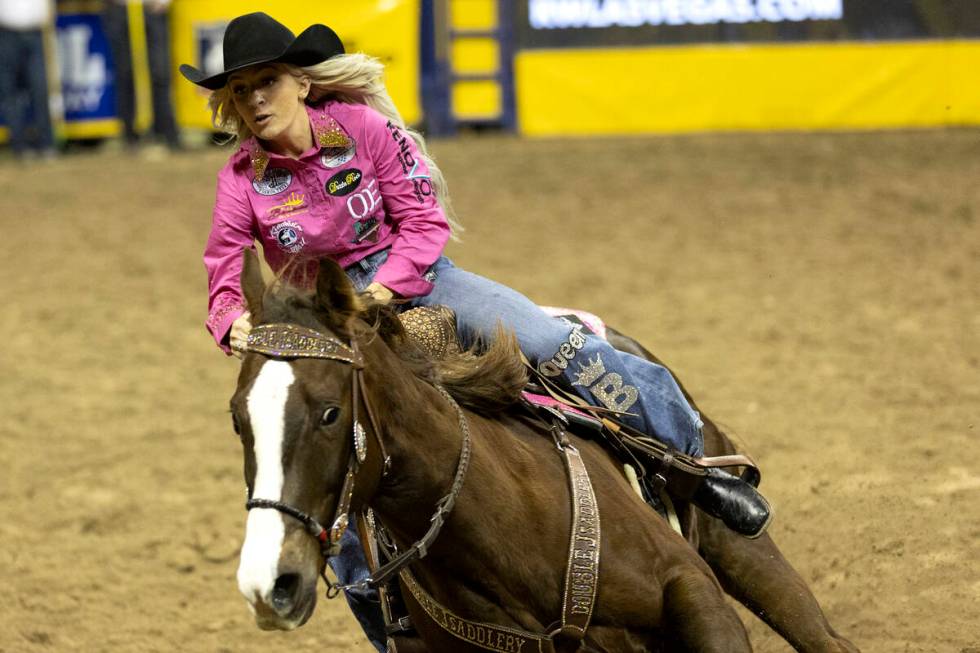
250,587,317,631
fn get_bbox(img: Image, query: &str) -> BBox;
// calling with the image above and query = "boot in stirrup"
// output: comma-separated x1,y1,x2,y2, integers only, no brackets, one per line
693,467,773,538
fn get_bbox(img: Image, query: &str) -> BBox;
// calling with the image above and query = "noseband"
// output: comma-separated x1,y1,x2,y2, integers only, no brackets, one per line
241,322,472,591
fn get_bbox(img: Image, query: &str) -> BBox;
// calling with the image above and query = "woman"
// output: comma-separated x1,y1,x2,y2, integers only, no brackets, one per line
185,10,709,455
181,12,768,650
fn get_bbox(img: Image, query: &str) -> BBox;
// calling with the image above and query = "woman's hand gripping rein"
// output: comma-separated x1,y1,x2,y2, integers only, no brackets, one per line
230,311,253,359
364,282,394,305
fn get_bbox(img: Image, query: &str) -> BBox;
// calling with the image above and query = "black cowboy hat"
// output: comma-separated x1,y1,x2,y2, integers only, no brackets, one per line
179,12,344,90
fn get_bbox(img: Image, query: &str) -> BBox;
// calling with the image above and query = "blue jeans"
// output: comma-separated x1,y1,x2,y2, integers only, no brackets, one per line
348,252,704,456
102,5,179,146
0,27,55,155
327,528,387,652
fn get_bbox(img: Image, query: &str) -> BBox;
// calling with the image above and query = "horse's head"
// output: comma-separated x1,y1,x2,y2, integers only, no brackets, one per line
230,251,377,630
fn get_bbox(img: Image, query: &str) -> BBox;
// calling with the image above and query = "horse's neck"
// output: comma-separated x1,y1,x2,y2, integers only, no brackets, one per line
363,343,567,623
362,343,475,530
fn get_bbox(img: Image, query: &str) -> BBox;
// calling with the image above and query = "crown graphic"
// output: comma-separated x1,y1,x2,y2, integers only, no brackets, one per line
572,354,606,387
282,192,304,207
271,192,304,211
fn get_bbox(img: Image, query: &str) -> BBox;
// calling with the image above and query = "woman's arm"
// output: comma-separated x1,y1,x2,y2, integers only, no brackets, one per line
203,165,256,353
361,107,451,298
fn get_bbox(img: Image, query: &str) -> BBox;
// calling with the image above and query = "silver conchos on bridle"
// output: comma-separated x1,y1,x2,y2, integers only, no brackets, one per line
353,421,367,463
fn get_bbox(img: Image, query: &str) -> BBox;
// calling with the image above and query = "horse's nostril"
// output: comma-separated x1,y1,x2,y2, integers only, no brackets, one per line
271,573,301,613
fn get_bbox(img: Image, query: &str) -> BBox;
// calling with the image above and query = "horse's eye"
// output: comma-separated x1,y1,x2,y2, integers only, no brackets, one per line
320,406,340,427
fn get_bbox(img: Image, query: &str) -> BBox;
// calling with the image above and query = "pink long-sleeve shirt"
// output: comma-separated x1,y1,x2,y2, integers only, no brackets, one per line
203,100,450,351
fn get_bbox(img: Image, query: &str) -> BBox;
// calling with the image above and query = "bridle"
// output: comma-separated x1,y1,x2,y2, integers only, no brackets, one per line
241,322,603,649
241,322,472,592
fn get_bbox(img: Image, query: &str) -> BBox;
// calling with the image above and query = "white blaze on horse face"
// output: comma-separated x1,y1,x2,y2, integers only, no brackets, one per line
237,360,294,607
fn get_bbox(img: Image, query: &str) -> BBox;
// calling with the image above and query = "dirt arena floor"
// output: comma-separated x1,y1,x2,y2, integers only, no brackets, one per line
1,128,977,653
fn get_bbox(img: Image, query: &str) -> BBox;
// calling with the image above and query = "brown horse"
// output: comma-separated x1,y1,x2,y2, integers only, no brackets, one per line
230,253,858,652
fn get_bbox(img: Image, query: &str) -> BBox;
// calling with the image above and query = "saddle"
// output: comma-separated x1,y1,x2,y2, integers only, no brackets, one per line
398,305,762,504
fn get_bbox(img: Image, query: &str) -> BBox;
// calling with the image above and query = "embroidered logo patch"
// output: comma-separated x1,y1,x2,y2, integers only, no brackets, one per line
252,167,292,195
268,192,306,217
412,176,433,205
346,178,381,220
270,221,305,254
320,140,356,168
326,168,362,196
351,217,380,243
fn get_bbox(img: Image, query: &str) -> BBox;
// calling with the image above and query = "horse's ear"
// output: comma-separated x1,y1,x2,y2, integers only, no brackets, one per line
315,257,363,329
240,249,265,319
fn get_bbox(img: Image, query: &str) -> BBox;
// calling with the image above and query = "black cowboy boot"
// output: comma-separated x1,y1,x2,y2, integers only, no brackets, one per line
693,468,773,539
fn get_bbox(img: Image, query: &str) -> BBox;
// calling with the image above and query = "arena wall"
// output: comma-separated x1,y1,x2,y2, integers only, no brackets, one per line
514,39,980,135
508,0,980,135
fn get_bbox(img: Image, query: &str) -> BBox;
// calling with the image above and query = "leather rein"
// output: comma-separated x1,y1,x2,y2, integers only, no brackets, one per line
241,323,471,591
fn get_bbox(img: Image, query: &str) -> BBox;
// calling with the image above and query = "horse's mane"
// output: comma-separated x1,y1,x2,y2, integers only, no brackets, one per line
258,283,528,414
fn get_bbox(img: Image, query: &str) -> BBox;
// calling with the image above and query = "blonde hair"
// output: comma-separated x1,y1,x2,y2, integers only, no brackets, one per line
208,54,461,237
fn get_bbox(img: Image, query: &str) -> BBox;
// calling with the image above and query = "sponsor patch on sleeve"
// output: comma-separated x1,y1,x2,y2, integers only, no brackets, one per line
385,121,434,204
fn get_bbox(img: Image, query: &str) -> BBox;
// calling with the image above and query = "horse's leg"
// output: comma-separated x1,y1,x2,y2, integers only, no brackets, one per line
698,521,858,653
697,420,859,653
606,330,857,651
661,569,753,652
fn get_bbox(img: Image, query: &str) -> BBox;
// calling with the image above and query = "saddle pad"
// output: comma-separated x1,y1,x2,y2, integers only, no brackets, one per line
521,391,604,430
539,306,608,341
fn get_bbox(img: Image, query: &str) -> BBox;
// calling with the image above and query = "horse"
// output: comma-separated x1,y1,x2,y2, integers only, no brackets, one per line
229,252,859,652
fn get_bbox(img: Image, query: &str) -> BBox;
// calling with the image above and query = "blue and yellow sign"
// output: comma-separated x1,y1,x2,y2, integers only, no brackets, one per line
56,10,118,137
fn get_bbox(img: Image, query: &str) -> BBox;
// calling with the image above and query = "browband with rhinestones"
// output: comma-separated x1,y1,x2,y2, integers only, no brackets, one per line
246,324,362,365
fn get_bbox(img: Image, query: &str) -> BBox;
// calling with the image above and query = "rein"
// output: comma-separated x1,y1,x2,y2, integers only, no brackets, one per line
242,323,470,588
354,383,472,590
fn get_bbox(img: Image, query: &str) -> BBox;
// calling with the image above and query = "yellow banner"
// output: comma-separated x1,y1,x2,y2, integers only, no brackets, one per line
516,40,980,135
171,1,421,130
